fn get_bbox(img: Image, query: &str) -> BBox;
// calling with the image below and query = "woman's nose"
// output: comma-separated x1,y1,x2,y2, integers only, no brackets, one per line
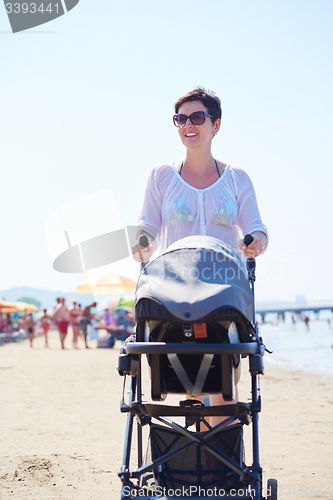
184,117,193,127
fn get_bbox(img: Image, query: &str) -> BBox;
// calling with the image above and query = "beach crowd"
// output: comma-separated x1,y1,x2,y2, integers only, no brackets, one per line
0,298,136,350
49,298,98,349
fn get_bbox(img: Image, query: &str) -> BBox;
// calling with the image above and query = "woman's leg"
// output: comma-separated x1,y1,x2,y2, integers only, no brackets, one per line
187,390,239,431
208,387,239,427
60,334,66,349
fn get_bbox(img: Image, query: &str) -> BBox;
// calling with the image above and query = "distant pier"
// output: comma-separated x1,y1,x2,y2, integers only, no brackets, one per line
256,299,333,322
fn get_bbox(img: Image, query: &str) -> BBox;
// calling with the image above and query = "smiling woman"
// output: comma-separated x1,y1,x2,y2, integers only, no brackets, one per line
132,87,268,262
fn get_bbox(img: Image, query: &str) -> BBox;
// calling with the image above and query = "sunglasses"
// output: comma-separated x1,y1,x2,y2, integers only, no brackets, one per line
173,111,213,128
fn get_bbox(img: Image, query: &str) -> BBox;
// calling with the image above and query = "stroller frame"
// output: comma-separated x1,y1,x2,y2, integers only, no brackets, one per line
118,245,276,500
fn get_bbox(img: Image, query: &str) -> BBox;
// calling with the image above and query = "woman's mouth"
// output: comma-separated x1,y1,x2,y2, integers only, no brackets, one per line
185,133,198,137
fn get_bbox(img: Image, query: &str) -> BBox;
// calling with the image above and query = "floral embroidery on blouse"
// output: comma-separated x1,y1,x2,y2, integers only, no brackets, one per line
167,197,195,224
214,191,237,225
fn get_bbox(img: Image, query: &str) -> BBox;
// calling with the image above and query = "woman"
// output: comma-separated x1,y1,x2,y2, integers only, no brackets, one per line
132,88,268,424
69,301,81,349
25,313,35,348
41,309,52,348
133,88,267,262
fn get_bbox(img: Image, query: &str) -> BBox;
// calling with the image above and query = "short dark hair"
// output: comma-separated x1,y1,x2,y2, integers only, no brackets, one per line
174,87,222,123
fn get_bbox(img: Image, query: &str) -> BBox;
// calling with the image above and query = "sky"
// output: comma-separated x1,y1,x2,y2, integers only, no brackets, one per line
0,0,332,303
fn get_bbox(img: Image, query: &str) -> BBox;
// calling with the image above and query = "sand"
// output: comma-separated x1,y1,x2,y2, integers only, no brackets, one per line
0,329,332,499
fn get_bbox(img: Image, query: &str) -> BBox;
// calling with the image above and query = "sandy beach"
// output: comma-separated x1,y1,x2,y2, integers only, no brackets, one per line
0,330,332,499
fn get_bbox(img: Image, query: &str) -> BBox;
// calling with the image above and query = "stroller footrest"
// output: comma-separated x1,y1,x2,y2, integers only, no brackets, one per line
130,402,250,419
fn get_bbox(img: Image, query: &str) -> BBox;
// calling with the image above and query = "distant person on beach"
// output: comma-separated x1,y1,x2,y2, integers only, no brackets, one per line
53,297,61,314
304,315,310,331
6,314,13,333
53,297,61,329
291,312,297,330
102,308,116,327
69,300,81,349
41,309,52,348
17,315,26,332
53,298,70,349
25,313,35,348
80,302,97,349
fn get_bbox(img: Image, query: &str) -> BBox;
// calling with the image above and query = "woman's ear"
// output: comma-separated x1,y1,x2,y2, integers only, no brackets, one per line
213,118,221,135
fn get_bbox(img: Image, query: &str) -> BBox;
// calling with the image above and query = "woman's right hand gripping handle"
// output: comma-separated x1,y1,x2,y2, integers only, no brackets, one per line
132,233,154,264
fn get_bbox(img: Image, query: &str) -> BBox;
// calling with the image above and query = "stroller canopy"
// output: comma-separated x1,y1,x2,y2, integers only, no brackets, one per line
135,236,253,323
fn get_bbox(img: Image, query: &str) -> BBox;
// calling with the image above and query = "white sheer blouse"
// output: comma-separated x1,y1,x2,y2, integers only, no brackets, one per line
137,164,268,259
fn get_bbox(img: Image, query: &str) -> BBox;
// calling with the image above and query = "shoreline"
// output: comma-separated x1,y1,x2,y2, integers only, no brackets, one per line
238,361,333,498
264,356,333,377
0,331,332,499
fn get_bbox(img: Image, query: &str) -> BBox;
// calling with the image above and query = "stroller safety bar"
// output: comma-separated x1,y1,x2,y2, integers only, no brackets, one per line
130,402,251,419
126,342,259,356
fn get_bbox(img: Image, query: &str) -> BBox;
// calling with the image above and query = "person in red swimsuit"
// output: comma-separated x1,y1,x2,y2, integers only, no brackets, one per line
25,313,35,348
41,309,52,348
53,298,70,349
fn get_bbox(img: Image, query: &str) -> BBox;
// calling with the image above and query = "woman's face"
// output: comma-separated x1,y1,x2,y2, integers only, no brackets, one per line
176,100,220,149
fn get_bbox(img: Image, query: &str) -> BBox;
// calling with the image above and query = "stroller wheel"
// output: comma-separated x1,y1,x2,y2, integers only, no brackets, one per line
267,478,278,499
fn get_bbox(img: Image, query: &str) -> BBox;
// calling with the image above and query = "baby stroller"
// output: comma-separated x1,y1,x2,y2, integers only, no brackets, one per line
118,235,277,499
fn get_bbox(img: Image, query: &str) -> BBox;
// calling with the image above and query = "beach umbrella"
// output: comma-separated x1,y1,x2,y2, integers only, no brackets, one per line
0,306,20,314
1,300,39,313
75,273,137,296
13,302,40,313
0,300,15,307
0,300,20,314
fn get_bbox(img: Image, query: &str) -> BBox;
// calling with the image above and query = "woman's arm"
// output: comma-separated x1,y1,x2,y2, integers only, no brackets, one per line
132,167,163,263
234,169,268,258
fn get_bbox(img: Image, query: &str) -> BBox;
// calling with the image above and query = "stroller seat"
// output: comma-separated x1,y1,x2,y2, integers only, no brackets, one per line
134,236,256,401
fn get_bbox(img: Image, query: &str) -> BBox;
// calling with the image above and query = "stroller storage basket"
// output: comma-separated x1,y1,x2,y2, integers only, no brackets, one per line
150,422,243,490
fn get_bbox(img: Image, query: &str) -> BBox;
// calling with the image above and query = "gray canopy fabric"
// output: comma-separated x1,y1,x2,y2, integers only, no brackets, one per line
135,235,253,322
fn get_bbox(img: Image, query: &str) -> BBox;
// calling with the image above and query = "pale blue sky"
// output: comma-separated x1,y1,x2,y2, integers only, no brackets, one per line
1,0,332,302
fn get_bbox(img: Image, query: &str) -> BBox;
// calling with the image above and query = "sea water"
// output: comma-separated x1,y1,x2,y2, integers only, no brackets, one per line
258,318,333,375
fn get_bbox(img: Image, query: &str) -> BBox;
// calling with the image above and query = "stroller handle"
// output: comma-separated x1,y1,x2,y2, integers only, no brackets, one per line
139,235,149,247
244,234,253,246
244,233,256,282
126,341,259,356
138,235,150,271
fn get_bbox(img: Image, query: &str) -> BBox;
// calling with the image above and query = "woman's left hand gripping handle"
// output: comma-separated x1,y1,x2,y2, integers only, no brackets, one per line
132,233,154,263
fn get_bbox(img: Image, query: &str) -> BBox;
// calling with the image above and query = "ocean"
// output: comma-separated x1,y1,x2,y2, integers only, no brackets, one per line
258,318,333,375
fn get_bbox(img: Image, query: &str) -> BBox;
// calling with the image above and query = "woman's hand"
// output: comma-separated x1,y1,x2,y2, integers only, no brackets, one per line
238,231,267,258
132,232,155,263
